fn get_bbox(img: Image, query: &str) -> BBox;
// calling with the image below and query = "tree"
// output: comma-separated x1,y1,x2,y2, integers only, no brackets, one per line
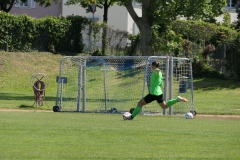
236,0,240,21
64,0,119,55
0,0,16,12
119,0,226,56
6,0,225,56
16,0,118,55
0,0,57,12
235,0,240,30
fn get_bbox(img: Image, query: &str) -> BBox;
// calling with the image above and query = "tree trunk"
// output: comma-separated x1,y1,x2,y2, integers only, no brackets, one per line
139,24,153,56
124,0,154,56
101,0,109,56
0,0,15,12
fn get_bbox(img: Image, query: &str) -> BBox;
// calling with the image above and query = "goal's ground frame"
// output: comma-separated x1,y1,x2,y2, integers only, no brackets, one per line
53,56,195,115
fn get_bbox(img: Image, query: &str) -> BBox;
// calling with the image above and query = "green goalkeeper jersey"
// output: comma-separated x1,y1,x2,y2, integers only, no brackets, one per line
150,70,163,95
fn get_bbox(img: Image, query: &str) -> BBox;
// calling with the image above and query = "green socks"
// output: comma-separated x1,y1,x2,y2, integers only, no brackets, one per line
131,98,179,118
166,98,178,107
131,106,142,118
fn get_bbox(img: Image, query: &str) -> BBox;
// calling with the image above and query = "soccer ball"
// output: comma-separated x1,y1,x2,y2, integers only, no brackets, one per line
123,112,131,120
185,112,193,119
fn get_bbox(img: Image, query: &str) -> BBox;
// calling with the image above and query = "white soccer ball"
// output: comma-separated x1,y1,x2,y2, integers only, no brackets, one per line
123,112,131,120
185,112,193,119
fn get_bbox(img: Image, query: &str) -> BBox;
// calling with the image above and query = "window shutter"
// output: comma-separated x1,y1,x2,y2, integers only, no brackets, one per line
31,0,36,8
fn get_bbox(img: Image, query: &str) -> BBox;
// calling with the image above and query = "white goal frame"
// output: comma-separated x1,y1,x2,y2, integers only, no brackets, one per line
54,56,194,115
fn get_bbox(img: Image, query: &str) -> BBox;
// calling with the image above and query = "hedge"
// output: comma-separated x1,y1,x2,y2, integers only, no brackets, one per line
0,12,89,54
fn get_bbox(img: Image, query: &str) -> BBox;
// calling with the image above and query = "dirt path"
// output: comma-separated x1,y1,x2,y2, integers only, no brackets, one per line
196,114,240,120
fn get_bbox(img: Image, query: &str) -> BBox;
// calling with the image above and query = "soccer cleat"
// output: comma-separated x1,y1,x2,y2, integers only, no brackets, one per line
130,108,135,114
177,96,188,102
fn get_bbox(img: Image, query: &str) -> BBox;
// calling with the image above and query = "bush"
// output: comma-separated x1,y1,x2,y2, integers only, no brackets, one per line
33,17,71,52
172,20,238,45
0,12,90,54
125,34,140,56
0,13,36,51
65,15,89,54
192,58,224,79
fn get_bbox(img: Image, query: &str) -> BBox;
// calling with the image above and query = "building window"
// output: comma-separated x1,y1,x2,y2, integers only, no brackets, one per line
134,0,142,6
19,0,28,7
227,0,236,8
15,0,36,8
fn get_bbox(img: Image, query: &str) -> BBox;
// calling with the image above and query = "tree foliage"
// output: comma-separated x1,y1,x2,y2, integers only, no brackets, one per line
13,0,226,55
63,0,120,22
63,0,122,55
0,12,90,53
118,0,226,55
1,0,227,56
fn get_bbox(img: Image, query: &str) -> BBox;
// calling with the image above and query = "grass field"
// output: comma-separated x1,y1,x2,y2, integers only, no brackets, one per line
1,52,240,159
0,52,61,110
1,52,240,115
0,111,239,159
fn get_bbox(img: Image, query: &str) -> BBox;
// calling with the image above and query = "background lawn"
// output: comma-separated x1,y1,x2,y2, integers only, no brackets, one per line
1,52,240,115
0,112,239,159
1,52,240,159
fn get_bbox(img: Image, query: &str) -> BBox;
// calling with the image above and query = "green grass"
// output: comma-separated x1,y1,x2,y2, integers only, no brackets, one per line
1,52,240,115
193,78,240,115
0,112,239,159
0,52,62,110
1,52,240,159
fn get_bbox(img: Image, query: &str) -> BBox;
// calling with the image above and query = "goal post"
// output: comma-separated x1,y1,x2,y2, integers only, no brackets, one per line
54,56,195,115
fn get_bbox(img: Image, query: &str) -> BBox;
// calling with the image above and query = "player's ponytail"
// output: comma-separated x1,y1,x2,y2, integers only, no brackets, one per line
152,61,160,68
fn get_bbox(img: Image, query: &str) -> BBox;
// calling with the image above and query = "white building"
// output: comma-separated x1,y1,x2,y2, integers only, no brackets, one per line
11,0,239,35
62,0,239,35
62,0,142,35
216,0,238,23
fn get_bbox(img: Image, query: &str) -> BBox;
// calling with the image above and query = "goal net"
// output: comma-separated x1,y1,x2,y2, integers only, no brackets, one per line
54,56,194,115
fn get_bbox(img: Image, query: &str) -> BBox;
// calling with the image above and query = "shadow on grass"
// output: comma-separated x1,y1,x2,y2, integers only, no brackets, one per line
19,104,35,109
194,78,240,90
0,92,56,101
18,103,54,110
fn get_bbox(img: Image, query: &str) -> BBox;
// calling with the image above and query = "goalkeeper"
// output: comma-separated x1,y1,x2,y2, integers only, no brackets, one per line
124,60,188,120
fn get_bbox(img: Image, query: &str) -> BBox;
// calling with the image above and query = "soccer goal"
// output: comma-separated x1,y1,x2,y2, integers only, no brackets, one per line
53,56,195,115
